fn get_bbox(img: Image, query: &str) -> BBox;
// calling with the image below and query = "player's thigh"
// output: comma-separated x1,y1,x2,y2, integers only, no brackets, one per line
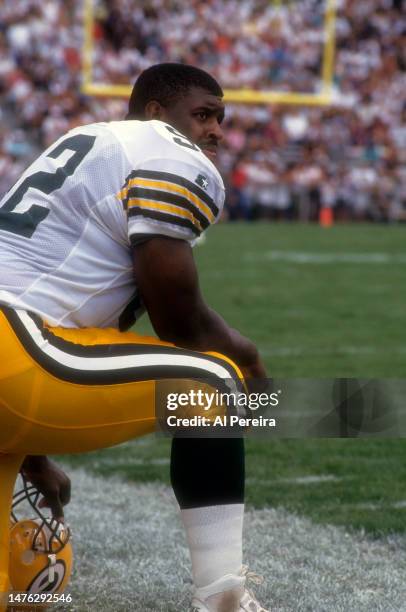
0,308,243,454
0,309,156,454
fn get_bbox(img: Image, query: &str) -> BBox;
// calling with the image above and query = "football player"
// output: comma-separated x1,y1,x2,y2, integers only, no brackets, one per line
0,64,268,611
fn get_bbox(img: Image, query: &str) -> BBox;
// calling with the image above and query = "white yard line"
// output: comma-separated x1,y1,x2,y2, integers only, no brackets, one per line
259,346,406,357
53,467,406,612
86,457,170,467
247,474,344,486
343,500,406,511
244,251,406,265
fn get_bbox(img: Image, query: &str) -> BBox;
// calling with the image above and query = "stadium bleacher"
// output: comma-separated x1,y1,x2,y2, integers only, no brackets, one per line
0,0,405,221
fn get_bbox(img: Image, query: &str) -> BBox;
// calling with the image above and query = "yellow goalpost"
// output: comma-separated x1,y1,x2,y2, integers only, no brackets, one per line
81,0,337,106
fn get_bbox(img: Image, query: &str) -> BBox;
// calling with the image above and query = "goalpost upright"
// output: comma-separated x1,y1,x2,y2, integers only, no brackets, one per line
81,0,337,107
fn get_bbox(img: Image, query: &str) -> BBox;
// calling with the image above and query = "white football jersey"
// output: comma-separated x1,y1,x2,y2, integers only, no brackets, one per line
0,120,224,328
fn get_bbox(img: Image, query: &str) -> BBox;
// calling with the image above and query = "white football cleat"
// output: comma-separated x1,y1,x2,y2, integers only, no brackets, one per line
190,566,269,611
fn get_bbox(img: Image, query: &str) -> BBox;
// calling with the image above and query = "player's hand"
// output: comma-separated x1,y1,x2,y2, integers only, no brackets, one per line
240,356,268,394
21,456,71,522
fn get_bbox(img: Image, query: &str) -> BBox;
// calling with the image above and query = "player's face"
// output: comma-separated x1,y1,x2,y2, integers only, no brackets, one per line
161,87,225,162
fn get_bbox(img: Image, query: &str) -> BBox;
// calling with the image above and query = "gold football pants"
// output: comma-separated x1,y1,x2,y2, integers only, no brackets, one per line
0,305,243,604
0,306,242,454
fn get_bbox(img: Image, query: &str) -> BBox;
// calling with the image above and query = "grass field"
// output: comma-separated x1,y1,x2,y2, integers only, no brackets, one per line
196,222,406,378
59,223,406,537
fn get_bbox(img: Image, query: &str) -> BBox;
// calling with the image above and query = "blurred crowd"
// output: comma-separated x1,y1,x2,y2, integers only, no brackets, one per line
0,0,405,221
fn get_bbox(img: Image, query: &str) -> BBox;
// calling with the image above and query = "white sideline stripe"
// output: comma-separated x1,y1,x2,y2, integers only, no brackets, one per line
51,467,406,611
17,310,234,381
244,250,406,264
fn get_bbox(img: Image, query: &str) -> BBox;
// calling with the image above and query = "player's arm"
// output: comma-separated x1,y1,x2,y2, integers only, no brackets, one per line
133,236,267,380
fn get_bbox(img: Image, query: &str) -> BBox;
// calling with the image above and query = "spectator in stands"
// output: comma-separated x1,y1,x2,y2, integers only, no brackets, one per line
0,0,404,221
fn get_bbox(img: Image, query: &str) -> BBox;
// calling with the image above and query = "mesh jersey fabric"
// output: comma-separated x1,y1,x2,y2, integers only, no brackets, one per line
0,120,225,329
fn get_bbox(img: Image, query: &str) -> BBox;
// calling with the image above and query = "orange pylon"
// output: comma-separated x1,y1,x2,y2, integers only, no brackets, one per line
319,206,333,227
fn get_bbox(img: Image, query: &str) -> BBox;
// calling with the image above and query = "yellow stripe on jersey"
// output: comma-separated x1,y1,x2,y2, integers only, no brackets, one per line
118,178,215,223
127,198,204,233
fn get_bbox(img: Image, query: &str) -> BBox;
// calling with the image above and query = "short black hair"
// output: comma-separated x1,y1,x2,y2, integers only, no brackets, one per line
128,63,223,119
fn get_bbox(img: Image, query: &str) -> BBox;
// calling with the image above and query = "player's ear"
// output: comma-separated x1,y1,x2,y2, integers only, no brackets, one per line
144,100,165,120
